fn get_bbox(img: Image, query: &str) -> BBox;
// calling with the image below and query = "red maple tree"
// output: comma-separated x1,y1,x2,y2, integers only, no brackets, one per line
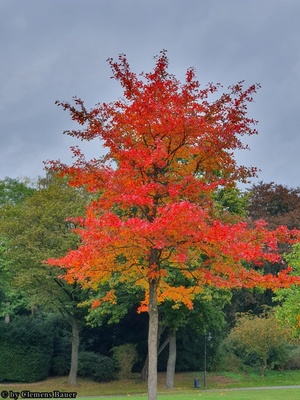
47,51,300,400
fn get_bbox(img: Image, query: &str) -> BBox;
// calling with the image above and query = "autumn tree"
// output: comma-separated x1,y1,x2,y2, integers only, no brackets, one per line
47,51,300,400
247,182,300,230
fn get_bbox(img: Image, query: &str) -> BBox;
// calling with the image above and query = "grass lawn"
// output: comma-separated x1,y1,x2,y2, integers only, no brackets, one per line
1,370,300,398
78,388,300,400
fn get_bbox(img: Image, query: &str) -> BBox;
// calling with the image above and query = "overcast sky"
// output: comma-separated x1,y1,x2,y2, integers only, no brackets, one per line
1,0,299,189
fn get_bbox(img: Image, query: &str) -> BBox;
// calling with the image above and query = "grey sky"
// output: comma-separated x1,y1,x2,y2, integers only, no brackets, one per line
1,0,299,188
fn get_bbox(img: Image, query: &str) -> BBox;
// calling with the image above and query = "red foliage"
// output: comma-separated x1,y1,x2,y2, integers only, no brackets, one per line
46,51,300,310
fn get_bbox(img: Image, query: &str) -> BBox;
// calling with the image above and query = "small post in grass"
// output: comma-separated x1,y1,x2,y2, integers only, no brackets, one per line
204,332,212,389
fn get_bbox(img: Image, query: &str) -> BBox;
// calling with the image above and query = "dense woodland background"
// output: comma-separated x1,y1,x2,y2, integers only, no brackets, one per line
1,175,300,384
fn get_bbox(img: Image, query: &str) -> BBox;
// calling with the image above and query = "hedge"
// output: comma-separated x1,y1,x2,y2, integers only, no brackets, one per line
0,316,53,382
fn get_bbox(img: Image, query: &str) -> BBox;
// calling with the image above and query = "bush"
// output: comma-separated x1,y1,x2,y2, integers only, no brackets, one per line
212,342,244,373
51,354,71,376
0,345,51,382
283,346,300,370
223,312,292,374
111,343,138,379
0,316,53,382
268,342,292,370
78,351,116,382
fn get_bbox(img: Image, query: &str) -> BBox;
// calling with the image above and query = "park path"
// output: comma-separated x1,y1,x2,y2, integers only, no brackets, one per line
219,385,300,390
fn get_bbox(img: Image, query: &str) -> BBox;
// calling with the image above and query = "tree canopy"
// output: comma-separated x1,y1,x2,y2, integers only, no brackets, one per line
0,173,92,385
248,182,300,230
47,51,300,400
226,310,292,375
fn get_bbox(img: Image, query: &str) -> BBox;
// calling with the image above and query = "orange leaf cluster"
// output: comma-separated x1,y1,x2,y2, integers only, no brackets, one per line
47,51,300,311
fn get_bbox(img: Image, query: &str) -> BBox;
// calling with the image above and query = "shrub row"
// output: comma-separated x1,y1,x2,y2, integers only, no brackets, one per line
0,317,53,382
0,317,117,383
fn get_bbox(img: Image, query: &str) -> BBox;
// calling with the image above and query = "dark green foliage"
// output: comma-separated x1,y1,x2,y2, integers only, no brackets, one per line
0,316,53,382
268,343,292,370
51,354,71,376
78,351,116,382
49,315,71,376
283,346,300,370
225,288,275,328
155,324,221,373
213,343,244,372
80,307,149,366
218,340,292,373
170,328,201,372
0,345,50,382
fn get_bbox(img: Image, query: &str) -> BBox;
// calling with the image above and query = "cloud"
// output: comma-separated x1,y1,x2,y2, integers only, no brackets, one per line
1,0,299,188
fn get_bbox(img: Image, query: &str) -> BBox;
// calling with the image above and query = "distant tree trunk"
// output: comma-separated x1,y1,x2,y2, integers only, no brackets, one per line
142,310,168,382
31,305,38,317
141,353,149,382
261,355,267,377
158,336,169,356
148,279,158,400
68,315,80,386
4,302,10,323
165,330,176,389
142,337,170,382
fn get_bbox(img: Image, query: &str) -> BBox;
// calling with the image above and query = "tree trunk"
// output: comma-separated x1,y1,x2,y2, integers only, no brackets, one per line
68,315,80,386
148,280,158,400
165,330,176,389
141,353,149,382
158,336,169,356
261,356,267,377
4,302,10,323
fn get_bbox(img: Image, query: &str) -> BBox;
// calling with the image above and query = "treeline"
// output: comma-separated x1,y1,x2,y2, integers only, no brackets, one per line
1,175,300,384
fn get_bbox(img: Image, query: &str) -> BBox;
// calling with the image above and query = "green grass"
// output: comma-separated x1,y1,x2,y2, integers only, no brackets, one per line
219,369,300,388
78,388,300,400
1,370,300,398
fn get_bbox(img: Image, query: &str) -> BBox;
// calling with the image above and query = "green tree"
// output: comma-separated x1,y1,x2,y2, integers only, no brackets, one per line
0,177,35,207
225,310,292,375
275,243,300,338
0,177,36,321
0,173,91,385
214,186,250,220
